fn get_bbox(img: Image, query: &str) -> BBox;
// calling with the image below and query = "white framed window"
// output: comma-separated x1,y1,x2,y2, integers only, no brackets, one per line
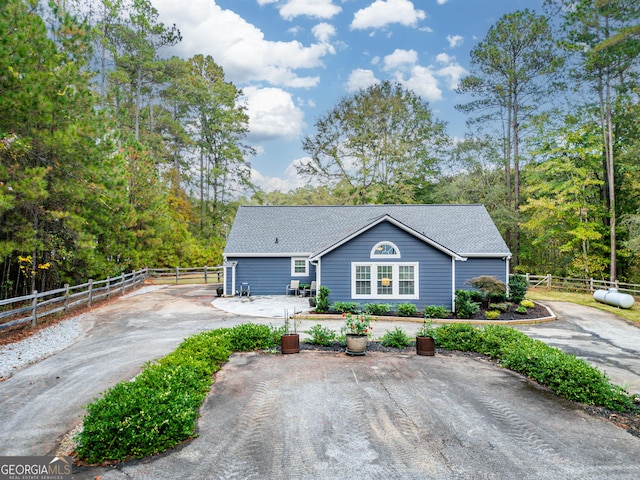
351,262,418,299
291,257,309,276
370,241,400,259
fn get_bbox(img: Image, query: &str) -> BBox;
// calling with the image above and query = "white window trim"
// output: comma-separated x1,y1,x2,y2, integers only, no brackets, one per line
370,241,401,259
291,257,309,277
351,262,419,299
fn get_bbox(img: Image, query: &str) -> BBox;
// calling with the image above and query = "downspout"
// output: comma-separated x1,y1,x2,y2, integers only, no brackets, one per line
310,259,320,289
451,257,456,313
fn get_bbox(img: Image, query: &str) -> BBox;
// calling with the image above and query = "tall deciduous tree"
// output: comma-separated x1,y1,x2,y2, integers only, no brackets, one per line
298,81,449,205
521,113,608,278
456,9,563,267
546,0,640,281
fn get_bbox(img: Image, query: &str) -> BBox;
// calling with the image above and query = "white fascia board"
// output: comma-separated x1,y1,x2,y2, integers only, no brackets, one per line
225,253,311,258
462,253,512,259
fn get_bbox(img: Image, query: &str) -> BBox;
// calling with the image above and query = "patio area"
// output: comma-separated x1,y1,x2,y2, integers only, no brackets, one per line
211,294,313,318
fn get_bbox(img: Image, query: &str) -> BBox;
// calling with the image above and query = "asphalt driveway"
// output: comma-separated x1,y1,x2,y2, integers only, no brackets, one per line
0,286,639,479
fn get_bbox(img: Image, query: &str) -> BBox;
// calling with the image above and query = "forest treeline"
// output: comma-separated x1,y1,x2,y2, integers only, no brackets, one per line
1,0,640,298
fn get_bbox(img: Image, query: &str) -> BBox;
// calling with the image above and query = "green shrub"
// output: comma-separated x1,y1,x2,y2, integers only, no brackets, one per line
455,290,480,318
306,324,337,346
515,306,528,314
315,286,330,313
489,302,510,312
434,323,483,352
436,324,638,413
363,303,392,315
485,310,501,320
498,336,635,412
396,303,418,317
332,301,360,314
380,327,411,348
225,323,279,351
509,274,528,304
520,299,535,309
423,305,450,318
465,276,507,301
76,330,233,463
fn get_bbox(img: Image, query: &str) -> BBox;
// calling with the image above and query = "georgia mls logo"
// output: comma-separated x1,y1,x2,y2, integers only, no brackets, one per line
0,456,72,480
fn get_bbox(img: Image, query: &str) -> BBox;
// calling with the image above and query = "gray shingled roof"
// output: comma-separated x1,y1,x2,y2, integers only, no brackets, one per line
223,204,511,258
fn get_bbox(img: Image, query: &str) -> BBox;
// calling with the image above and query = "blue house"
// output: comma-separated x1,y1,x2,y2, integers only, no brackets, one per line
222,204,511,311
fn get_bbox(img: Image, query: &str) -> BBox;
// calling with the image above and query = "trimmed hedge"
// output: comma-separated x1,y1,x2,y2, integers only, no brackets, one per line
435,324,637,413
75,324,280,464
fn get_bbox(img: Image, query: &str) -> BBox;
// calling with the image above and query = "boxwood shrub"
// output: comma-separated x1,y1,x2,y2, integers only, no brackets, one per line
434,324,637,413
75,324,280,464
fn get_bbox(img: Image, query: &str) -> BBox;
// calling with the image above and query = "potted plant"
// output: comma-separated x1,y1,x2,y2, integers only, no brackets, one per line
342,311,373,356
281,309,300,354
415,316,436,356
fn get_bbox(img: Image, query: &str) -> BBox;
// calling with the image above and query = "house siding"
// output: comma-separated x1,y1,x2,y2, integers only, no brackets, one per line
455,258,508,291
226,257,316,296
319,222,453,310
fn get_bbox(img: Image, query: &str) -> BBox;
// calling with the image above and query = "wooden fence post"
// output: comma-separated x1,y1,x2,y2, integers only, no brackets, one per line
88,279,93,308
121,273,126,294
204,266,208,284
64,283,70,312
31,290,38,328
176,267,179,284
106,277,111,298
547,274,552,289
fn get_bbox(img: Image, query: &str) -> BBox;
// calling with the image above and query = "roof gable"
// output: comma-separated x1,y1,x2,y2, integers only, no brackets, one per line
309,214,465,261
223,204,511,259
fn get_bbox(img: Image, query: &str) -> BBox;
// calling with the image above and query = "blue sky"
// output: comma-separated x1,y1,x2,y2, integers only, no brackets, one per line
153,0,544,193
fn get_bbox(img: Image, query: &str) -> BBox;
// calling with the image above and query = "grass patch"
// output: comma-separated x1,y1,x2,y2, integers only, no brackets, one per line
435,323,638,413
75,323,280,464
527,288,640,324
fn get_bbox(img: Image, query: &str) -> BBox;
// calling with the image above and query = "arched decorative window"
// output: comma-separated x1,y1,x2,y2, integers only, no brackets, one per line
370,241,400,259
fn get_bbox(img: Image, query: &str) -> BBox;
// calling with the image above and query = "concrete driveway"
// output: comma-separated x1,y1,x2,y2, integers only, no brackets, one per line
0,286,639,479
516,302,640,395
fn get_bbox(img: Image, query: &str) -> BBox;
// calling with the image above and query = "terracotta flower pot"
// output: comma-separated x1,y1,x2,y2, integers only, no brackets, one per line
281,334,300,354
416,336,435,356
345,333,368,356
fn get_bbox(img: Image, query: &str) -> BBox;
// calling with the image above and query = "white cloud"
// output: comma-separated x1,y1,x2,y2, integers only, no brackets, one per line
383,49,418,71
280,0,342,20
435,53,467,90
345,69,379,92
399,66,442,101
312,22,336,43
351,0,426,30
243,87,305,142
152,0,334,88
251,158,317,192
447,34,464,48
437,0,449,4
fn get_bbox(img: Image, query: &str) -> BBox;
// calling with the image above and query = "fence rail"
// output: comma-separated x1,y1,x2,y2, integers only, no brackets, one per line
524,274,640,297
147,266,223,284
0,266,223,332
0,269,148,331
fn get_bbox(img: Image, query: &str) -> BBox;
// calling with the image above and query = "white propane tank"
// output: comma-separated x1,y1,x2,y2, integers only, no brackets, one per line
593,288,635,309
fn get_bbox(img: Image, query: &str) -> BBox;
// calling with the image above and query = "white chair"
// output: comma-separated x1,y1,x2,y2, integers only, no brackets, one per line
285,280,300,296
309,281,317,296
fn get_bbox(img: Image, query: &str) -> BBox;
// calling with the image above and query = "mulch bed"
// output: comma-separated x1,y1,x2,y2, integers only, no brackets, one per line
311,301,553,322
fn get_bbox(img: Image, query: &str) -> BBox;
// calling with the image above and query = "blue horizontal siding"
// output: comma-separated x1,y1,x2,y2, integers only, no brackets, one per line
320,222,453,310
227,257,315,296
456,258,508,291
